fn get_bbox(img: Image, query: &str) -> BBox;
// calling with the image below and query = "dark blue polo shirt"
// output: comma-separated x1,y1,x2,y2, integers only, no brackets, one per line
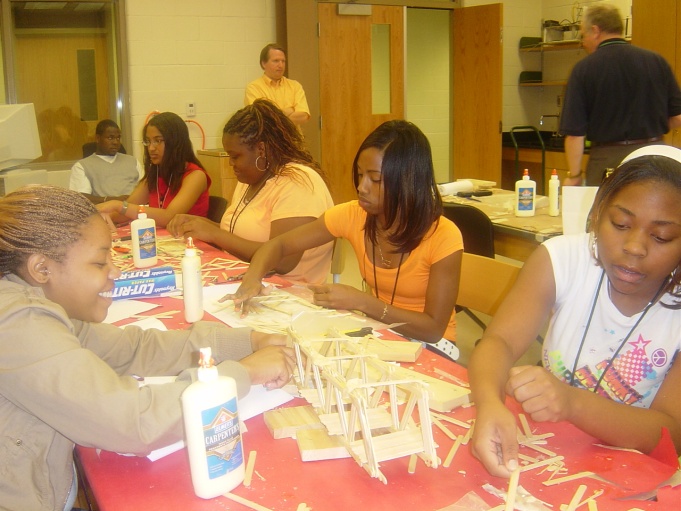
560,38,681,143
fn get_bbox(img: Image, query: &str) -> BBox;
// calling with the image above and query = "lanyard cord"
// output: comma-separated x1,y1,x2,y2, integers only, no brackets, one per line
569,270,668,394
228,175,270,233
370,241,403,306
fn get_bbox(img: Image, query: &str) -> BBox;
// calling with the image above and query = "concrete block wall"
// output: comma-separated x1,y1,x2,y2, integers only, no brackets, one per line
125,0,277,163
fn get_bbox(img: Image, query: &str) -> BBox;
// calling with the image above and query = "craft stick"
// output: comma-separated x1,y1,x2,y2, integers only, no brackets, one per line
296,504,311,511
461,419,475,445
223,492,273,511
505,467,520,511
408,454,417,474
443,435,462,468
130,310,181,319
433,367,470,387
431,417,457,441
522,432,554,442
565,484,587,511
430,411,471,429
518,414,533,439
244,450,257,487
560,490,604,511
520,455,564,473
522,441,556,457
517,453,538,463
542,471,595,486
587,500,598,511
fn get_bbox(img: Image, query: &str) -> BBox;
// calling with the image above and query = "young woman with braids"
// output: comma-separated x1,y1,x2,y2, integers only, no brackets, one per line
168,99,334,284
0,185,294,511
225,120,464,352
469,148,681,478
97,111,210,227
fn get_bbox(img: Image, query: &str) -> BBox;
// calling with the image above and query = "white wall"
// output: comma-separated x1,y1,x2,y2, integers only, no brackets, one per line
465,0,632,132
125,0,277,162
406,9,451,183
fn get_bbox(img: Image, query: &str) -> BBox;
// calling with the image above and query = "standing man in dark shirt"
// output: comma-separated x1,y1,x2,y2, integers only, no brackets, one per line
560,3,681,186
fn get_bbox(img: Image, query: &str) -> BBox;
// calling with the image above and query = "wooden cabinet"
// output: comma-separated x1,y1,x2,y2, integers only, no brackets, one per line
196,150,238,201
632,0,681,148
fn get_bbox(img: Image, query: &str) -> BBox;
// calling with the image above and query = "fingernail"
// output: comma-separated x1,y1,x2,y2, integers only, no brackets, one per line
507,459,518,471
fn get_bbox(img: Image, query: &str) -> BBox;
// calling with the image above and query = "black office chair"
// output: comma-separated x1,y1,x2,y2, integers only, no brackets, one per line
82,142,127,158
442,203,495,259
207,195,228,223
443,203,496,331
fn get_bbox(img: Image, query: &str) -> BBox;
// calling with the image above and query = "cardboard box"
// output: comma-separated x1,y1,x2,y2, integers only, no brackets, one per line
112,266,178,300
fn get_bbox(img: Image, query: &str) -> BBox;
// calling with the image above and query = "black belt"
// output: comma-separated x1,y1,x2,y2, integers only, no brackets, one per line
592,136,662,147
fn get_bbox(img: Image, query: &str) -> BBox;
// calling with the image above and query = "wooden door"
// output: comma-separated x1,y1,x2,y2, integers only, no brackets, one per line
452,4,502,184
632,0,681,148
318,4,405,205
15,33,111,161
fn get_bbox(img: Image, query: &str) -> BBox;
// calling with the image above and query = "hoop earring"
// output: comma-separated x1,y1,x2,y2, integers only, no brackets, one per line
255,155,269,172
589,231,599,261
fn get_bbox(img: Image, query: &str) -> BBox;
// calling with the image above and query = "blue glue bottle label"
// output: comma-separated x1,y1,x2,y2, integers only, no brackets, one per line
136,227,157,259
517,186,534,211
201,397,243,479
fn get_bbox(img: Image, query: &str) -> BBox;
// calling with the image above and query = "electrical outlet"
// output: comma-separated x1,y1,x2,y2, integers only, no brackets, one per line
186,102,196,117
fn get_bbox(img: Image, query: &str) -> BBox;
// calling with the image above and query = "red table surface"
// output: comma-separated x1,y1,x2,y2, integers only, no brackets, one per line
79,232,680,510
76,352,679,511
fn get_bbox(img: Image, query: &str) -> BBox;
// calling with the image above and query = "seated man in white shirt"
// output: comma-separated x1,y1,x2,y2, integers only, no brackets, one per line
70,120,143,203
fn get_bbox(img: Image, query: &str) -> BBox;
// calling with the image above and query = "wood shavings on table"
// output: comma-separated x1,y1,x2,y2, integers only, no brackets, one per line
482,482,552,511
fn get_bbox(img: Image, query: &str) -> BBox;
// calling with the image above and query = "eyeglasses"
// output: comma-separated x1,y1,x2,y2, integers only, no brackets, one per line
143,138,164,147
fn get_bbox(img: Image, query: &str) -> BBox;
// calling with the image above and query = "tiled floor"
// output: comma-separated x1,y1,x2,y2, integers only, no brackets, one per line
330,239,542,368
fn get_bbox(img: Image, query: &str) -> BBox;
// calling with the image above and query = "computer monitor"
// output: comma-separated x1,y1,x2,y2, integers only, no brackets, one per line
0,103,42,172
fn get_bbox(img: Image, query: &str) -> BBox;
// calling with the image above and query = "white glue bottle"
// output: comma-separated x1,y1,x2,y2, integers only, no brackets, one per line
515,168,536,217
130,206,157,268
182,347,244,499
548,168,560,217
181,237,204,323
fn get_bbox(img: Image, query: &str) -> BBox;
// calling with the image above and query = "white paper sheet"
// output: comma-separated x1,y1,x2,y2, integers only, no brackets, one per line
104,300,160,324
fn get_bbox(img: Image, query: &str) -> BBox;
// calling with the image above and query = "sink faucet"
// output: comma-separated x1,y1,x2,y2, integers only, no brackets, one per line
539,114,561,135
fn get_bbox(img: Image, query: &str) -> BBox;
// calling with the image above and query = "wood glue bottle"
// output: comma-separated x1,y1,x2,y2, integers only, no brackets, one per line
130,206,157,268
515,168,536,217
181,237,204,323
548,168,560,217
182,347,244,499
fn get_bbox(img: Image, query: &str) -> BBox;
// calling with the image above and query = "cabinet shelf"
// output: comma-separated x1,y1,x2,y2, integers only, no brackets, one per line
519,80,568,87
518,36,589,87
519,40,583,52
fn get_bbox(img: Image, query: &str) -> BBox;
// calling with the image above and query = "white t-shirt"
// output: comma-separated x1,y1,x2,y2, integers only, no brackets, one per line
542,233,680,408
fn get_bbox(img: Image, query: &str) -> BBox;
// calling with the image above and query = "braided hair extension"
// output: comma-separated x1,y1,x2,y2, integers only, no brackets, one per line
223,99,327,186
0,185,97,276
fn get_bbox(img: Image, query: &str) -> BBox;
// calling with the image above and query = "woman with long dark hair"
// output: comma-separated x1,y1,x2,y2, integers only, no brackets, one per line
98,112,210,227
225,120,463,348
